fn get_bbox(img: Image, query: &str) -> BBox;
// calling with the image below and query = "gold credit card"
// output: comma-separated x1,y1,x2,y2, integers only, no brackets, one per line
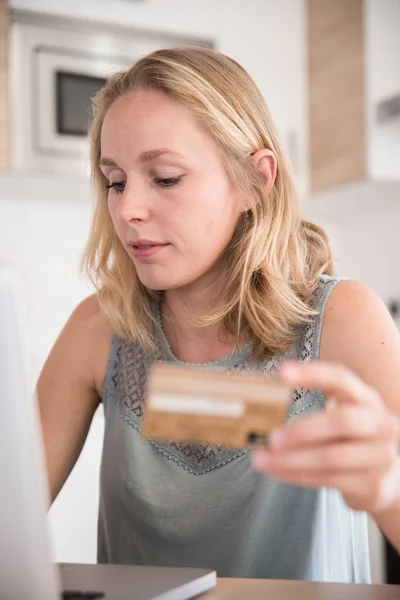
143,363,292,448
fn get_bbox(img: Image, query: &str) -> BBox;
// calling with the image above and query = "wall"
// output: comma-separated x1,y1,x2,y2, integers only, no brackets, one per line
217,0,309,194
304,181,400,305
0,174,93,385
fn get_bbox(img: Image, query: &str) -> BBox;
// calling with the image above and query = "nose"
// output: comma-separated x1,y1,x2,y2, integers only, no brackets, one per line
115,185,151,224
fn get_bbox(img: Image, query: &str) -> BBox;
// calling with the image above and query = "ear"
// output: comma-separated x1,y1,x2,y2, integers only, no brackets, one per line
251,149,277,193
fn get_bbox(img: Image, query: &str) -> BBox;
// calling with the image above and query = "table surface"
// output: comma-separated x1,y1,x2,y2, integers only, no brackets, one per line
60,564,400,600
200,578,400,599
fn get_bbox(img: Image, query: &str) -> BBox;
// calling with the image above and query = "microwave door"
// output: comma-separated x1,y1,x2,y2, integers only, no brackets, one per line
55,71,107,138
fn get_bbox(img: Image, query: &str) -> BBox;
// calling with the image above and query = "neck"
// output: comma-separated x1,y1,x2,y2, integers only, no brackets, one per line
160,272,239,364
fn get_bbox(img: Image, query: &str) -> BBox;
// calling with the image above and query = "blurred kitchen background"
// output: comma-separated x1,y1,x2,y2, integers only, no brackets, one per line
0,0,399,585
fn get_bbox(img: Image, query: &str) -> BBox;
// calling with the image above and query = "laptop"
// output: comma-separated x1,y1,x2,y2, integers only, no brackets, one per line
0,264,216,600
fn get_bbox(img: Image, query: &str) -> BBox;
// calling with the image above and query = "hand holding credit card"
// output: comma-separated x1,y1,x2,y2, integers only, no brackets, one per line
143,363,292,447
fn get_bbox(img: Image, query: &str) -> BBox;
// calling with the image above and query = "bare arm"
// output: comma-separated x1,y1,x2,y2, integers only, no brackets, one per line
253,280,400,553
320,280,400,551
36,295,111,503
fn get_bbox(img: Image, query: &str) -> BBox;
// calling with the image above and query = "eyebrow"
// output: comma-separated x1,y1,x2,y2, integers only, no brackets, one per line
99,149,186,167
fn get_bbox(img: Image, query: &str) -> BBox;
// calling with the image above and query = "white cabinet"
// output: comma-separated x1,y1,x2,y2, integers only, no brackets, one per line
365,0,400,182
366,0,400,105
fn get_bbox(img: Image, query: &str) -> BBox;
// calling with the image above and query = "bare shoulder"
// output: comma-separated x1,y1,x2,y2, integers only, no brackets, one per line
320,279,400,413
70,293,103,322
65,294,110,344
53,293,113,397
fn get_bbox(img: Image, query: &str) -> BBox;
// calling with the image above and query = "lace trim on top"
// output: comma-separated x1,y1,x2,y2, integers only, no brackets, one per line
153,301,254,369
102,276,341,475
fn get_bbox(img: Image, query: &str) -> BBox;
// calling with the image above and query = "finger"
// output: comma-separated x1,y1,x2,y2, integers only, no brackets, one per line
253,441,396,475
280,361,383,409
268,406,398,451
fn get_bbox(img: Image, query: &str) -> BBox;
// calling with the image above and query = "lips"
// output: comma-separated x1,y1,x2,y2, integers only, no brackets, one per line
128,239,170,260
128,239,166,248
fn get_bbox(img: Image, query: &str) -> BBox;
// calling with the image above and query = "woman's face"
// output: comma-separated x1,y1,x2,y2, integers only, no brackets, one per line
100,89,244,292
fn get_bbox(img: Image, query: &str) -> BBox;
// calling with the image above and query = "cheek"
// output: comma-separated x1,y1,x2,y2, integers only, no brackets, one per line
187,181,235,223
199,195,240,238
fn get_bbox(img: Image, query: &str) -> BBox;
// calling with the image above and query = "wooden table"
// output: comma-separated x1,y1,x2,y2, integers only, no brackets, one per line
60,564,400,599
200,578,400,599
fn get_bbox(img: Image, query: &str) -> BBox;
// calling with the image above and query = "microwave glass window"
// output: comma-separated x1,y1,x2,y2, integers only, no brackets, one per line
56,71,107,136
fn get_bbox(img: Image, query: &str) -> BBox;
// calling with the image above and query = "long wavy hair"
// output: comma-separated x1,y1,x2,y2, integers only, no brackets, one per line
82,46,336,360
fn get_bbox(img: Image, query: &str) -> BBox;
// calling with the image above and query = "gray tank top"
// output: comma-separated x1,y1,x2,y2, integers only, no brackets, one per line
97,275,371,583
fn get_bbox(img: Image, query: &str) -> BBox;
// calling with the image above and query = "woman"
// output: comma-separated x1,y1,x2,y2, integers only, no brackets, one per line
38,46,400,582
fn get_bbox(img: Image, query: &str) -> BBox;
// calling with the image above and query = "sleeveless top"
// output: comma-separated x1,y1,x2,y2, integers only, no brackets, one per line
97,275,371,583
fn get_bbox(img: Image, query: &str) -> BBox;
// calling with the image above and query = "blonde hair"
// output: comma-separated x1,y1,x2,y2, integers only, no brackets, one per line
82,46,335,360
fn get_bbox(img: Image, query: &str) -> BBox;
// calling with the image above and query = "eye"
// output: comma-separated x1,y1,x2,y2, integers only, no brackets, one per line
154,177,181,188
105,181,126,194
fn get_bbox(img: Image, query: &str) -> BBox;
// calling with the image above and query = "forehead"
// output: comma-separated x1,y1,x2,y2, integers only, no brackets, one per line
101,89,212,157
104,89,191,127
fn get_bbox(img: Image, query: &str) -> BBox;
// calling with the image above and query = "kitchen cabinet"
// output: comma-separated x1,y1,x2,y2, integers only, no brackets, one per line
307,0,400,193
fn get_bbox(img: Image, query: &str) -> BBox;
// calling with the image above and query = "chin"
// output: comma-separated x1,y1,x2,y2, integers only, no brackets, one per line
136,269,199,292
136,272,184,292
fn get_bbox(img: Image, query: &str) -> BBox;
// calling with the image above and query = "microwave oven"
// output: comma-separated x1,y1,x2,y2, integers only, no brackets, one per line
10,11,210,177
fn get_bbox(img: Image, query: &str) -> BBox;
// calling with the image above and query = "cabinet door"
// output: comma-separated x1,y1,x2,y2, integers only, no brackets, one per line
307,0,367,192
